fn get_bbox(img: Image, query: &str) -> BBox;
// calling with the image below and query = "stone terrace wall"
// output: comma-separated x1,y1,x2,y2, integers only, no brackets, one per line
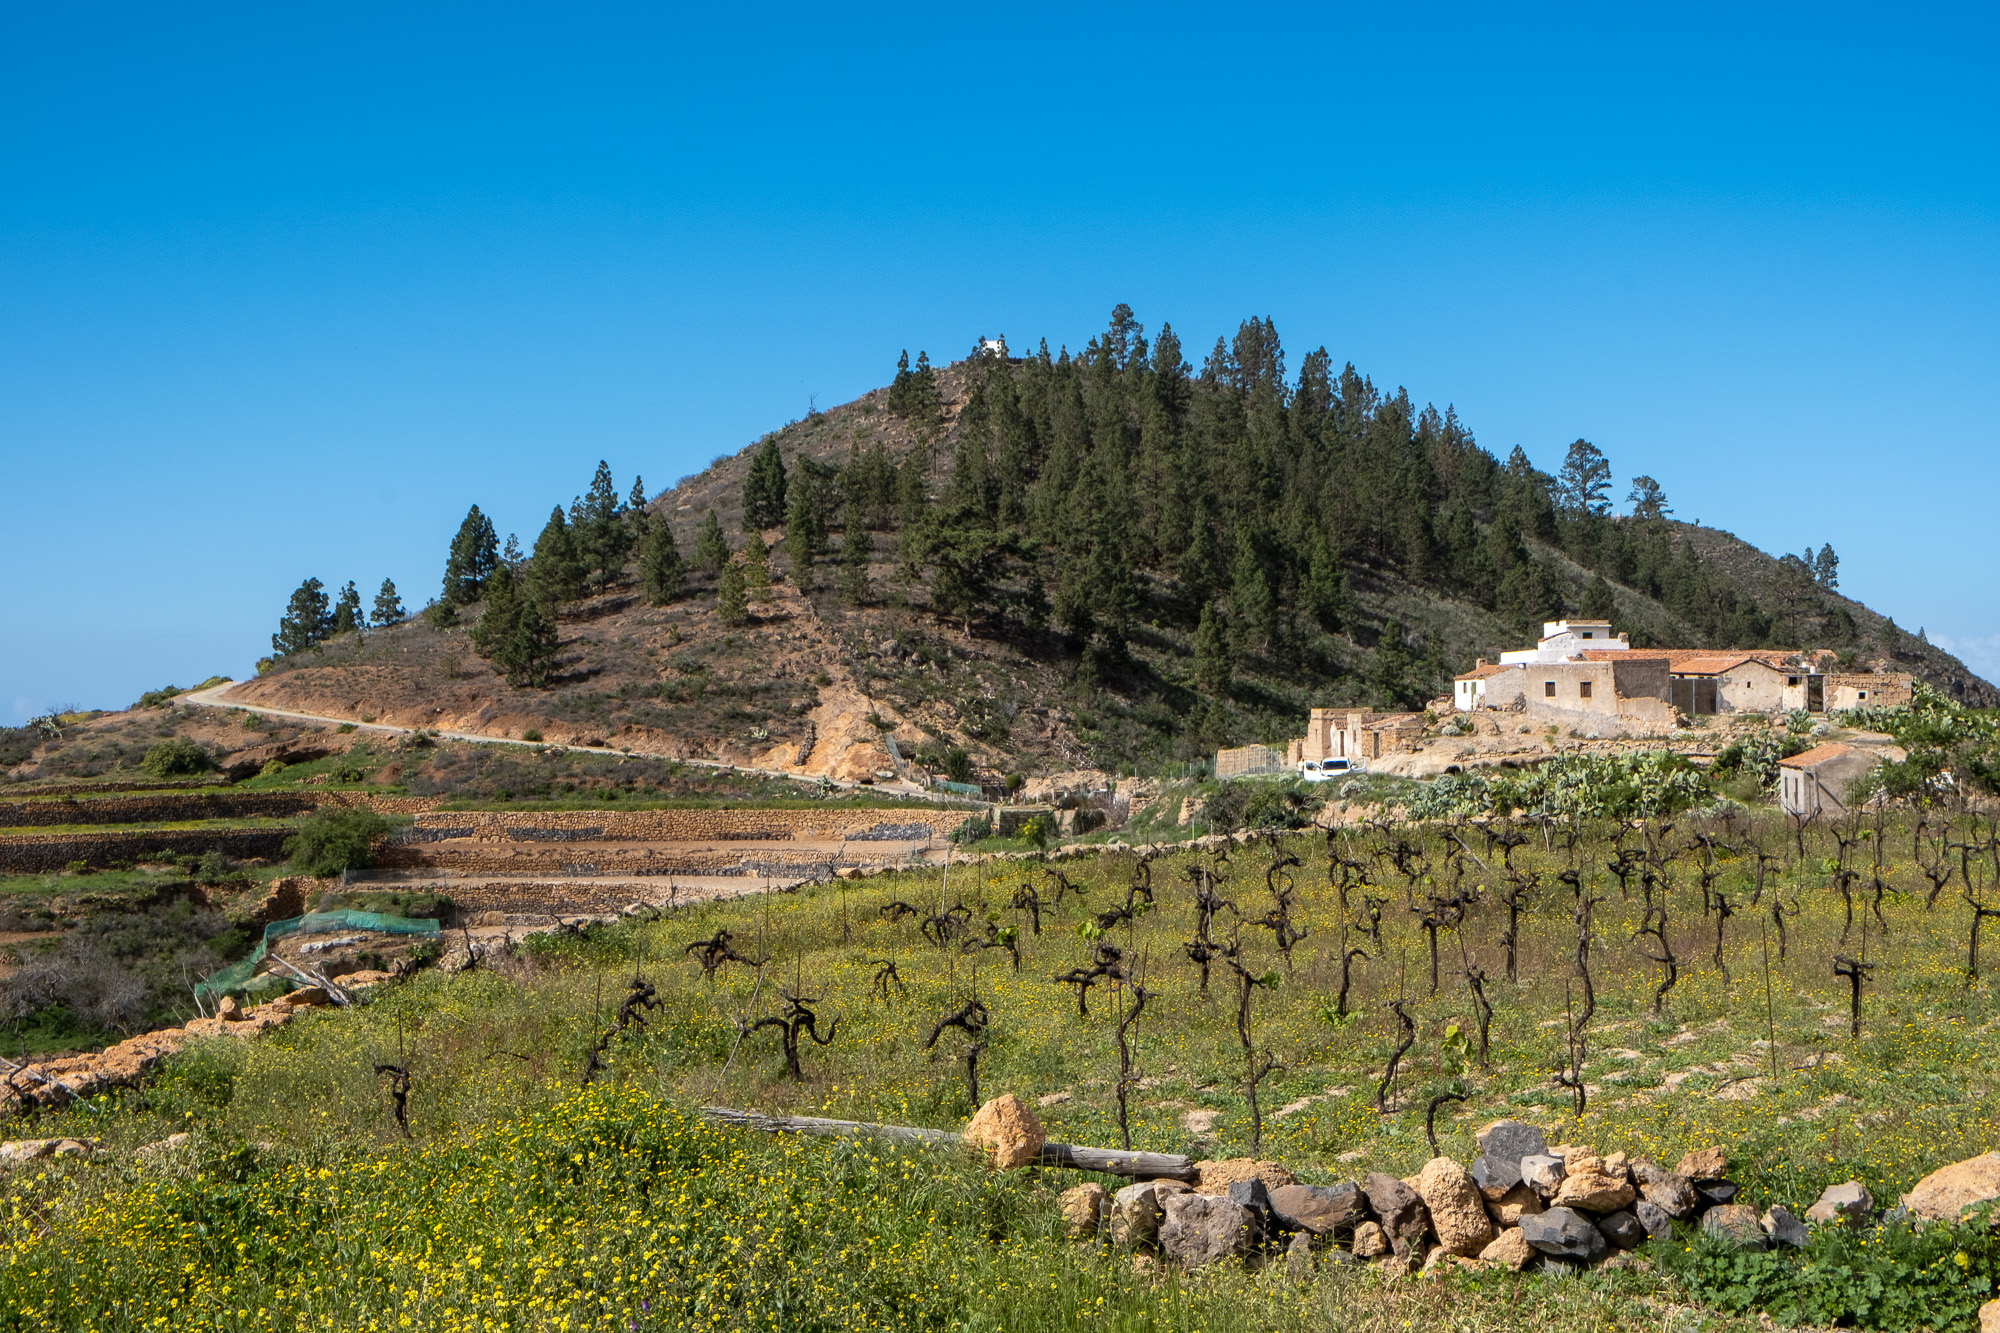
0,792,321,827
378,840,931,878
402,808,967,842
0,828,293,874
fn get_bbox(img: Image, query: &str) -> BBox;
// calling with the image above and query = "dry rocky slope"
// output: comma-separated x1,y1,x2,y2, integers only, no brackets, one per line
214,359,1996,783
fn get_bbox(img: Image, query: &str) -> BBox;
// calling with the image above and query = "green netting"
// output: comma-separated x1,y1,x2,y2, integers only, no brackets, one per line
197,910,439,1002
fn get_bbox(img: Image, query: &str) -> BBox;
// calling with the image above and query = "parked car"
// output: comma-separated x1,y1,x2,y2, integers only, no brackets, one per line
1297,758,1360,782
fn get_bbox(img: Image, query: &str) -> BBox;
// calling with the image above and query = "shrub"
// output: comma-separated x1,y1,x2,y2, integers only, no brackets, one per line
133,685,183,709
281,809,406,876
521,729,543,742
140,738,210,778
947,814,992,844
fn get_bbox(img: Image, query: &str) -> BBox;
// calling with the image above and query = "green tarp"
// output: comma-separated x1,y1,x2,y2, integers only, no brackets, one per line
196,910,439,1003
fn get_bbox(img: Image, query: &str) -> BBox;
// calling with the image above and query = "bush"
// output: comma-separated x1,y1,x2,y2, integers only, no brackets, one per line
140,737,210,778
947,814,992,844
133,685,183,709
281,809,406,876
521,729,543,742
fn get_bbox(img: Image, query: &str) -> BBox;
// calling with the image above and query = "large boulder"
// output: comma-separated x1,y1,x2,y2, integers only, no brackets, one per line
1982,1298,2000,1333
1701,1204,1767,1250
1058,1183,1106,1239
1472,1119,1549,1198
1159,1192,1259,1268
963,1095,1044,1169
1805,1181,1874,1228
1634,1199,1674,1240
1225,1179,1284,1247
1417,1157,1497,1257
1361,1172,1431,1260
1195,1158,1296,1195
1518,1207,1608,1263
1903,1154,2000,1222
1269,1182,1365,1242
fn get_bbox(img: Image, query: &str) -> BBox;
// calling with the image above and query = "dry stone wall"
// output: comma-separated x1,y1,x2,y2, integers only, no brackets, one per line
0,828,292,874
0,792,320,827
402,808,966,842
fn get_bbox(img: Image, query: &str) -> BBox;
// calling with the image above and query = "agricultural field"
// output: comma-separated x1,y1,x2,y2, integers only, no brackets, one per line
7,809,2000,1330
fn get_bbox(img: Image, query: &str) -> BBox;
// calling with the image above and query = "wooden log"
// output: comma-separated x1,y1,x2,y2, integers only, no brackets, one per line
700,1105,1198,1181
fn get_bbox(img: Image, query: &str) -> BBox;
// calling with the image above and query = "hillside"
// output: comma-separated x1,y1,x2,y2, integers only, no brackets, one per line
24,308,1989,791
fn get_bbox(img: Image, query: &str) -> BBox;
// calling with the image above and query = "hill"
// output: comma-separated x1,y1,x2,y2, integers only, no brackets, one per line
38,307,1993,790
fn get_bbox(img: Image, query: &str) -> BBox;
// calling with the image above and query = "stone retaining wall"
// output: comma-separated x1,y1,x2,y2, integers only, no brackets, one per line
403,808,966,842
377,841,927,877
0,792,321,828
0,828,294,874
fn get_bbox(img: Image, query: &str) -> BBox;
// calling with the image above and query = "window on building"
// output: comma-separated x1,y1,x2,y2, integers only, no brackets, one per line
1544,681,1556,698
1788,676,1800,686
1580,631,1593,639
1859,691,1868,700
1579,680,1593,699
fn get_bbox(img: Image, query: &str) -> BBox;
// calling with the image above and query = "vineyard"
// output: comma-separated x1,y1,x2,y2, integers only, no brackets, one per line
8,807,2000,1330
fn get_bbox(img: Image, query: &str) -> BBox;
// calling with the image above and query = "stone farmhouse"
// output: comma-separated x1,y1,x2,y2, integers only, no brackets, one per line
1215,708,1426,778
1777,742,1887,819
1452,620,1911,731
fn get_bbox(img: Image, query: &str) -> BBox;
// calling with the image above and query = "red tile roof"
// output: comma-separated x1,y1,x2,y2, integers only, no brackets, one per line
1777,742,1858,769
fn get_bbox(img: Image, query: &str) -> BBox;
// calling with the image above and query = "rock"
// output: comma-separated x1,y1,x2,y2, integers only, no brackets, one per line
1472,1119,1549,1197
51,1139,90,1157
1805,1180,1874,1228
1903,1154,2000,1222
1194,1158,1296,1195
1036,1091,1071,1107
216,995,244,1021
1762,1204,1807,1247
1479,1227,1537,1271
1361,1172,1431,1260
1285,1230,1315,1280
283,986,331,1008
133,1132,191,1166
0,1139,57,1165
1597,1210,1647,1249
1602,1151,1630,1180
1417,1157,1496,1257
1676,1146,1729,1181
1226,1179,1282,1246
1553,1157,1638,1214
1982,1298,2000,1333
1058,1183,1106,1239
1268,1181,1365,1241
1159,1192,1259,1268
1518,1207,1609,1263
963,1095,1044,1170
1634,1200,1673,1240
1632,1162,1701,1219
1111,1182,1164,1248
1701,1204,1767,1249
1694,1180,1740,1207
1351,1220,1392,1259
1488,1183,1545,1227
1521,1154,1567,1198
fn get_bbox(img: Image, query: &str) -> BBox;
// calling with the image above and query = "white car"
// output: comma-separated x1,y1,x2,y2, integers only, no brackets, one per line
1297,758,1360,782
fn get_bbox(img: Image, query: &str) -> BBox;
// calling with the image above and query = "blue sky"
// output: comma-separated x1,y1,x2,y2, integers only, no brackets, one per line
3,3,1997,723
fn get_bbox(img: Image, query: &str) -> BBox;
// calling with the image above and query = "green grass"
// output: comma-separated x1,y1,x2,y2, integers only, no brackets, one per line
8,810,2000,1329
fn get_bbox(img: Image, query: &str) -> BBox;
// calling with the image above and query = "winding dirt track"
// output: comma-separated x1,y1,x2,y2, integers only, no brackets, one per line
174,681,955,804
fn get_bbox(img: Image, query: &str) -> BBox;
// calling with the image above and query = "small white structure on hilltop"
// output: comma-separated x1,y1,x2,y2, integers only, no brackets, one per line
979,336,1009,359
1497,619,1629,665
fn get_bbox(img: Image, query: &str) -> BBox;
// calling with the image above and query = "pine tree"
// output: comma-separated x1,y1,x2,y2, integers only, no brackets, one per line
371,578,404,627
716,558,749,626
1626,476,1671,520
638,514,685,605
1582,573,1617,620
272,578,332,655
502,597,561,688
472,564,521,659
330,581,363,635
1192,603,1231,695
1301,530,1350,632
442,505,499,607
694,509,729,574
1179,500,1223,605
784,470,824,589
1813,544,1840,590
1229,531,1277,651
1371,621,1414,709
501,533,524,570
742,438,789,530
839,498,871,604
742,527,773,601
527,506,587,608
574,461,632,589
1555,440,1613,517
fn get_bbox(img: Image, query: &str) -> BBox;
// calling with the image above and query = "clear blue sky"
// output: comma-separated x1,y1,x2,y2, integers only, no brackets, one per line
4,3,1997,723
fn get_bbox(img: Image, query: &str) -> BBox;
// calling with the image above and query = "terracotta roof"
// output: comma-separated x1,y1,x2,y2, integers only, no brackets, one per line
1580,648,1798,672
1777,743,1859,769
1454,663,1518,682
